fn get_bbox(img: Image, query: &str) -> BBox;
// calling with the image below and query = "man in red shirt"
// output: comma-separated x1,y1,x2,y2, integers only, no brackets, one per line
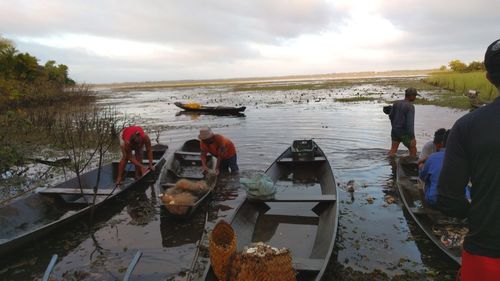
115,126,154,185
199,127,238,175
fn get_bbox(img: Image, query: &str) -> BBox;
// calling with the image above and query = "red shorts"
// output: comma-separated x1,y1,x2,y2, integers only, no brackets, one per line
460,250,500,281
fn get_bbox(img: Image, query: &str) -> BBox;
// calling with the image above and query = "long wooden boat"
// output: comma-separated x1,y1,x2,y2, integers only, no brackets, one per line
202,140,338,281
0,144,168,257
159,139,217,219
396,156,464,264
174,102,246,115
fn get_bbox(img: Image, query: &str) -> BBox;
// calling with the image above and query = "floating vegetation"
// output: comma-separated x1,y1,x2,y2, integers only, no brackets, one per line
334,96,379,103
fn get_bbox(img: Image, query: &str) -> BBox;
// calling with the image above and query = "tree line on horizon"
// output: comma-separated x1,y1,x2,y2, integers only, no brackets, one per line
441,59,485,73
0,36,78,110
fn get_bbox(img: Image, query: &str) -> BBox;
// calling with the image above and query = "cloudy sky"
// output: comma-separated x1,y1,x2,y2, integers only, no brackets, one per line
1,0,499,83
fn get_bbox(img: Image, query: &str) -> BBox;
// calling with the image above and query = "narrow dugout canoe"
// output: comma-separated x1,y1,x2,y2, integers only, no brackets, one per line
159,139,217,219
396,156,465,265
202,140,339,281
0,144,168,257
174,102,246,115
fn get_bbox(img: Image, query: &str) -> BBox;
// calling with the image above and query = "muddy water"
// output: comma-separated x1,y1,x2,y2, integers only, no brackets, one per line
0,79,468,280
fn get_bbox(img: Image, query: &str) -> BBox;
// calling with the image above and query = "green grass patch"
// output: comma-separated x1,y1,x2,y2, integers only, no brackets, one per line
414,96,470,109
232,80,360,92
334,96,379,102
424,71,497,103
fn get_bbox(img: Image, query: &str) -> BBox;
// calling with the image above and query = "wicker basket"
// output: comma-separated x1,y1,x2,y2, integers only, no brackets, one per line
228,245,296,281
209,220,237,281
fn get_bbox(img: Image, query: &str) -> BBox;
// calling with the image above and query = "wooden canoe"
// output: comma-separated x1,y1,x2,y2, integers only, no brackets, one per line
174,102,246,115
159,139,217,219
0,144,168,257
202,140,339,281
396,156,464,264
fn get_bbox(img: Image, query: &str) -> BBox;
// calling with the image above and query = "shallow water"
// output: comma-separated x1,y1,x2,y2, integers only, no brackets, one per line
0,79,468,280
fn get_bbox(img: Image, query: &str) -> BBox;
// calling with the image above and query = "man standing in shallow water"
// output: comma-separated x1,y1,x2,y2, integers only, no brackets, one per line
388,87,420,157
437,39,500,280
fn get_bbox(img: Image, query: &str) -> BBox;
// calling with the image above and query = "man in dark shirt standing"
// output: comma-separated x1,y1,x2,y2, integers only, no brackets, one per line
437,39,500,280
388,87,419,157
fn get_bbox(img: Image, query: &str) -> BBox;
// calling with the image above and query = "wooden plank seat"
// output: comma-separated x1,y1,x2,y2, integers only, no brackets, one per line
292,257,323,271
112,159,158,164
175,151,201,156
262,194,336,202
39,188,118,196
262,214,319,225
277,157,327,163
179,155,201,162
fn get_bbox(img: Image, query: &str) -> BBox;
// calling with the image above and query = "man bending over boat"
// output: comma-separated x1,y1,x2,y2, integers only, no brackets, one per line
115,126,154,185
437,39,500,280
199,127,238,175
388,87,419,157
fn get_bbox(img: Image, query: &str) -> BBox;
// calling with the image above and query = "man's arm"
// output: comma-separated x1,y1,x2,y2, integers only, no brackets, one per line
436,123,470,218
200,144,209,171
116,145,133,184
419,159,430,182
406,104,415,137
389,102,395,122
144,135,154,170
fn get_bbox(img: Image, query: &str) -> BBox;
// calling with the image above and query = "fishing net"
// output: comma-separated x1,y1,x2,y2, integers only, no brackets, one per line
228,242,296,281
209,220,237,281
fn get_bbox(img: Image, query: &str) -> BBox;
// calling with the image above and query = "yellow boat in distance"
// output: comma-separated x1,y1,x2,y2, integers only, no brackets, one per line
174,102,246,115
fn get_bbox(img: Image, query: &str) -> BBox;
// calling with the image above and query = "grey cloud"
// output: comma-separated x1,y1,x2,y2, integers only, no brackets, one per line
378,0,500,55
0,0,341,45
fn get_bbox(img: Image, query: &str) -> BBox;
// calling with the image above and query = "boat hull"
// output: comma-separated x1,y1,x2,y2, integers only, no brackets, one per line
202,140,338,281
396,156,463,264
0,144,168,257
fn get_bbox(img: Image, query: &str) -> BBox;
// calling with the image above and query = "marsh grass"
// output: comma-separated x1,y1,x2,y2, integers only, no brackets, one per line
232,81,355,91
334,96,379,102
424,71,497,103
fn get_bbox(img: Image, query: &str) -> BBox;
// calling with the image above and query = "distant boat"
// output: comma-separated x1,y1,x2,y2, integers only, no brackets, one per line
0,144,168,257
174,102,246,115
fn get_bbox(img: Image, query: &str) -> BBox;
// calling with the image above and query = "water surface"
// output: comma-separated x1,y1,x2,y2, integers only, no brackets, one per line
0,79,467,280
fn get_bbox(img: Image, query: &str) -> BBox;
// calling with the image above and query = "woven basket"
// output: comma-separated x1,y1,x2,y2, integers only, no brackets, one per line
228,248,296,281
209,220,237,281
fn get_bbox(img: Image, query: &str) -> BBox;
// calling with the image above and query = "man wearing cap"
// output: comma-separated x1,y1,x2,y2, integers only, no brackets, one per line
115,126,154,185
417,128,447,169
388,87,419,157
437,39,500,280
199,127,238,175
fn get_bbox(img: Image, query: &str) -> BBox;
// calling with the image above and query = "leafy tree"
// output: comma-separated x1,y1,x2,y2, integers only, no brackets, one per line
449,60,467,72
14,52,40,81
466,61,485,72
0,35,79,108
439,65,447,71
